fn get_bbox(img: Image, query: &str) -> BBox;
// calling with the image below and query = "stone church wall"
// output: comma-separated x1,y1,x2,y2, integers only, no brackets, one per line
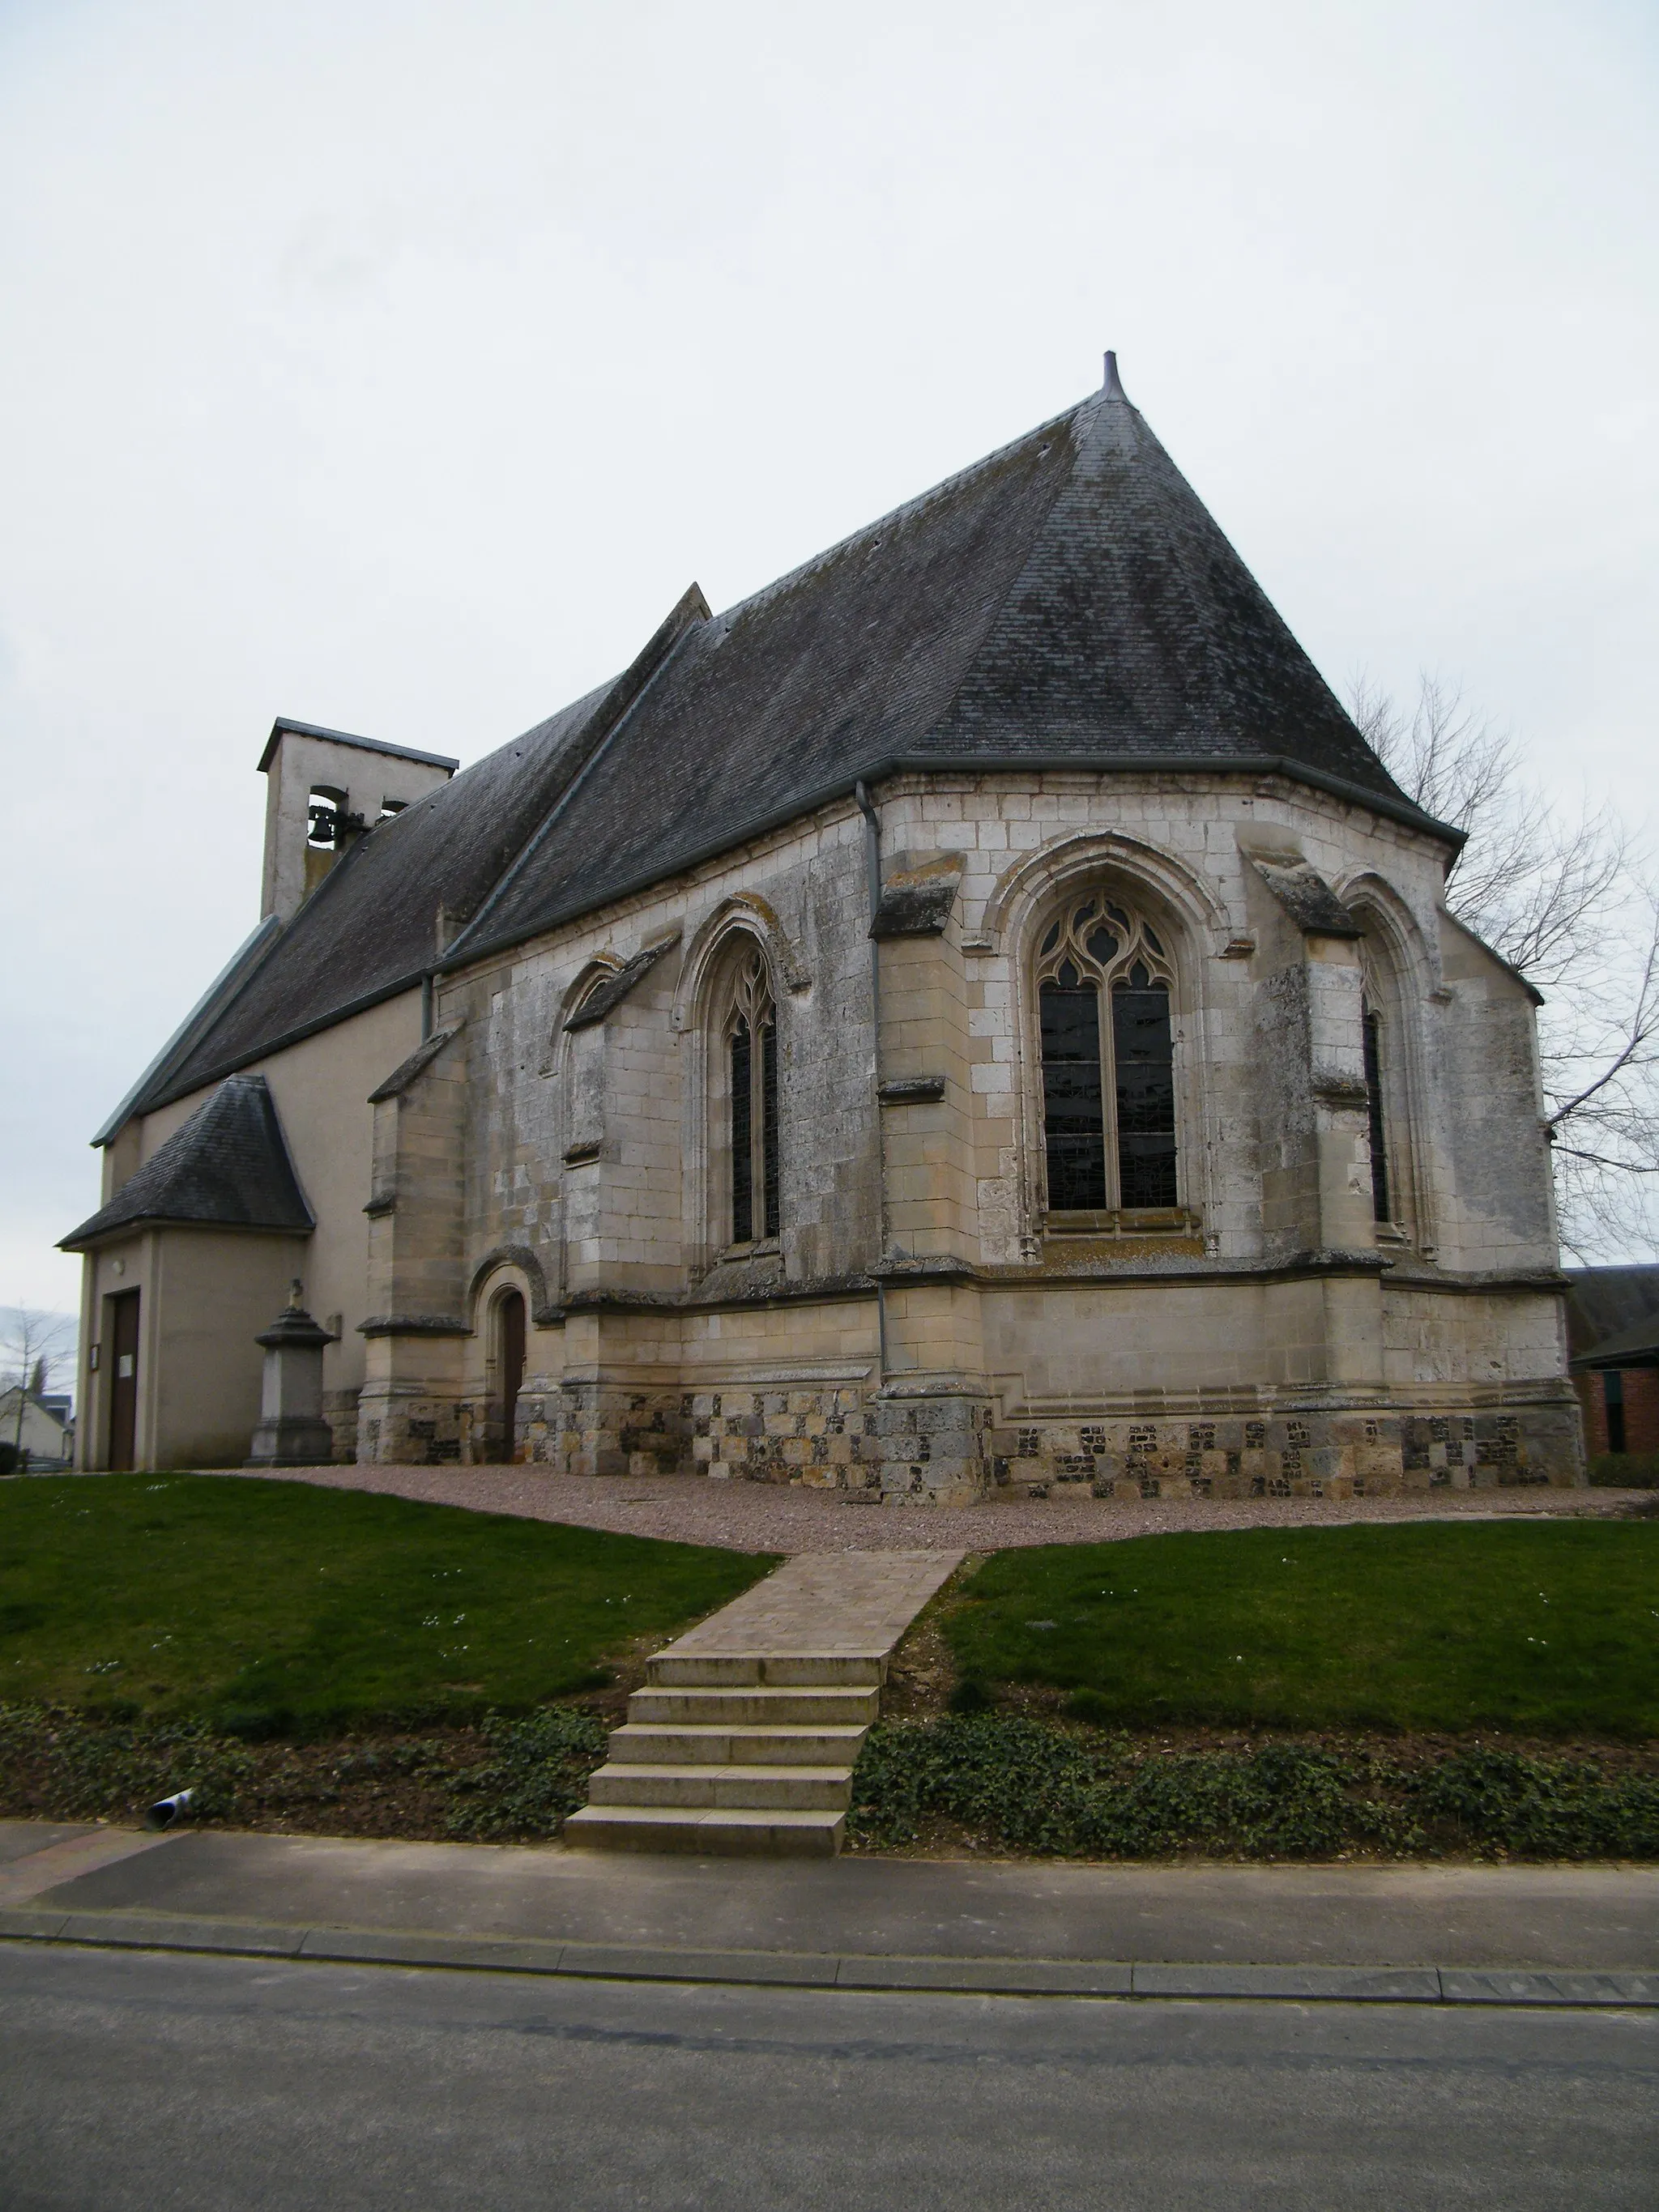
289,766,1580,1498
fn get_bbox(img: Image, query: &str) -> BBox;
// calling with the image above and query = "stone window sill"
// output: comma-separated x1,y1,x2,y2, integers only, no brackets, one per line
1043,1208,1201,1239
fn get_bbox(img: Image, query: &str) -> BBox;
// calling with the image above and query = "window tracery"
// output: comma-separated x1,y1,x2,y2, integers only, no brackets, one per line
1361,1003,1391,1225
1358,937,1399,1230
1035,893,1179,1213
723,948,779,1243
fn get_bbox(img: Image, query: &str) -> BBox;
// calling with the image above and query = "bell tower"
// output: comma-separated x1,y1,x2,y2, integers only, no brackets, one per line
258,717,458,922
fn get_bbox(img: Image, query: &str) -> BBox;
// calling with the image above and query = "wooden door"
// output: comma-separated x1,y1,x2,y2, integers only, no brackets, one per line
109,1290,140,1471
498,1291,526,1463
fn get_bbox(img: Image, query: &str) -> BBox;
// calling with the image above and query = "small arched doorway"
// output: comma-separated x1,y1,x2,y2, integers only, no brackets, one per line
494,1289,526,1463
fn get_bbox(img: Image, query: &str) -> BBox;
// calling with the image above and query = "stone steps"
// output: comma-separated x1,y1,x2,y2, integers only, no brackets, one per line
564,1805,847,1856
625,1685,881,1728
605,1724,869,1767
646,1652,882,1688
585,1764,852,1811
564,1552,961,1857
565,1686,867,1856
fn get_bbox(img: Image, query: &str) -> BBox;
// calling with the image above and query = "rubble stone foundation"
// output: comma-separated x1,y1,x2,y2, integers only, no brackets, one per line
359,1368,1582,1506
990,1397,1583,1499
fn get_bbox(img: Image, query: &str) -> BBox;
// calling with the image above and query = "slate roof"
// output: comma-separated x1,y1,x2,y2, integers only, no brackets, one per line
113,362,1447,1127
1573,1312,1659,1370
1564,1266,1659,1362
63,1076,313,1247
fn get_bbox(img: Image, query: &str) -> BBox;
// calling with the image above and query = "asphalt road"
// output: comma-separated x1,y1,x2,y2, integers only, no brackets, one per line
2,1942,1655,2210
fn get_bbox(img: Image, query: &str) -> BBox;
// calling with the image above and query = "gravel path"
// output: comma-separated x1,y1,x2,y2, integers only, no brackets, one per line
221,1464,1649,1555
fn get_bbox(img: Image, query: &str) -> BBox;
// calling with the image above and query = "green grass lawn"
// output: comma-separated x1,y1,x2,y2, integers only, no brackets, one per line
0,1475,773,1735
946,1521,1659,1739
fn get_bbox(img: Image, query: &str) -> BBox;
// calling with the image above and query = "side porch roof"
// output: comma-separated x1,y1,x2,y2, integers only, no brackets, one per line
63,1075,313,1249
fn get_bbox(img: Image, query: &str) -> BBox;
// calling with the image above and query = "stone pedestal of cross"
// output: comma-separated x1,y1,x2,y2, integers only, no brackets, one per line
246,1282,336,1467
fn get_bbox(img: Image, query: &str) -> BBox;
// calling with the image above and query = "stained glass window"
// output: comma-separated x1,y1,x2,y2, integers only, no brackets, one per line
1363,1007,1390,1225
1035,897,1179,1213
726,950,778,1243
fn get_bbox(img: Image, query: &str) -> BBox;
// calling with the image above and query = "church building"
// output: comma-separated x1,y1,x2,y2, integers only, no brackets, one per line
64,358,1583,1498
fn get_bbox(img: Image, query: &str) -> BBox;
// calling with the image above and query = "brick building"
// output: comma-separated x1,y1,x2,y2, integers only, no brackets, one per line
1566,1268,1659,1460
63,358,1583,1496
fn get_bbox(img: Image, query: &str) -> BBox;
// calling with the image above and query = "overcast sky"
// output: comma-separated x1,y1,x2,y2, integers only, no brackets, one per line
2,0,1654,1318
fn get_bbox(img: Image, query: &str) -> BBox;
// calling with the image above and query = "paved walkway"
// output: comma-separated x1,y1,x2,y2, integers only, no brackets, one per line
1,1822,1654,2003
664,1552,962,1658
218,1464,1648,1554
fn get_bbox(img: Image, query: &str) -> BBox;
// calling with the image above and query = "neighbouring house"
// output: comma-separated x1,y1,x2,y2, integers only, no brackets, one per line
1565,1267,1659,1460
0,1387,74,1468
62,357,1582,1497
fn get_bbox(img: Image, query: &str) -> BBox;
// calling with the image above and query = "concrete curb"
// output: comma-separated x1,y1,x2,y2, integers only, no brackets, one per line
2,1907,1656,2006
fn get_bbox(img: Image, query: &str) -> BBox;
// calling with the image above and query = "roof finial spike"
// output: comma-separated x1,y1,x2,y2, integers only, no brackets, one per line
1102,350,1125,399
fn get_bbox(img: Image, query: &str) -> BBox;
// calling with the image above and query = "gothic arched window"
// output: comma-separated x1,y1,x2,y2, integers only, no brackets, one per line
1036,895,1178,1213
1362,1001,1391,1225
724,948,779,1243
1351,904,1432,1243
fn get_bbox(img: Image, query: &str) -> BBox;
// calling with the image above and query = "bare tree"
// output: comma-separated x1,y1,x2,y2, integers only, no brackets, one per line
1350,675,1659,1259
0,1306,76,1451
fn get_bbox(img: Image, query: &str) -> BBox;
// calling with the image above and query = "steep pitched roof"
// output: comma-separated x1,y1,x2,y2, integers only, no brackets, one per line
126,588,710,1121
450,361,1431,964
139,680,612,1113
62,1076,313,1247
114,363,1445,1124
